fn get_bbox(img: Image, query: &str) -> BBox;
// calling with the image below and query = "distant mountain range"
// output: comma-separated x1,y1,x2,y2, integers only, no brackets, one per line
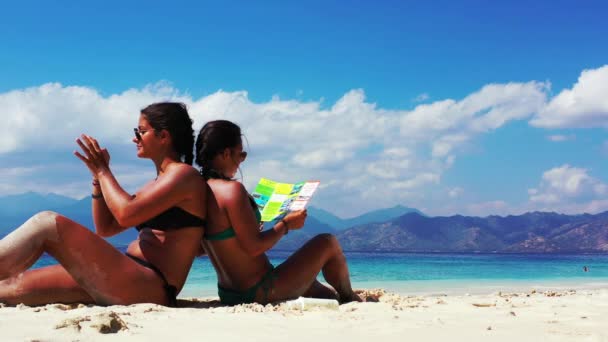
307,205,423,230
0,193,422,248
1,192,607,253
274,205,423,250
274,208,608,253
333,211,608,253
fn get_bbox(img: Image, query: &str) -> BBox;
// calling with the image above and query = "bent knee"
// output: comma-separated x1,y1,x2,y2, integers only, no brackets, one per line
313,233,341,250
23,211,62,240
315,233,335,240
31,211,60,227
314,233,337,242
34,210,61,228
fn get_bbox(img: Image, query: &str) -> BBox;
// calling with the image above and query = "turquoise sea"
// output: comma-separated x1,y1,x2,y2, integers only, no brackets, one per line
31,248,608,298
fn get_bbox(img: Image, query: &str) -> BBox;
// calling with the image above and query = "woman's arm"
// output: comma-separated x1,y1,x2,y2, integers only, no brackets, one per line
223,182,306,256
75,134,202,230
91,178,127,237
73,141,126,236
96,164,200,228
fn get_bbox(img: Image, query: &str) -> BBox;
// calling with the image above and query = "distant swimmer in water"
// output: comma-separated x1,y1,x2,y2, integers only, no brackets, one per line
583,266,589,272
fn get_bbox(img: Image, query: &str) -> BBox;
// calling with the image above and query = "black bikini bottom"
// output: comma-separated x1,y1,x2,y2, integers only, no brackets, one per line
125,253,178,307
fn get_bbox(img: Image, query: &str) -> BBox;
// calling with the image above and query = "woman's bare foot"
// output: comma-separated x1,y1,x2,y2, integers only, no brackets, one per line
339,291,363,303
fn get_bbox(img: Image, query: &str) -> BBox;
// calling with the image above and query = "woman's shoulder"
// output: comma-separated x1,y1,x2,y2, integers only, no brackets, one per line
163,163,205,187
208,180,247,202
166,163,201,178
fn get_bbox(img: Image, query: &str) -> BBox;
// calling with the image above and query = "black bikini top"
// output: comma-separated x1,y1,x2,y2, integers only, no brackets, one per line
135,206,206,231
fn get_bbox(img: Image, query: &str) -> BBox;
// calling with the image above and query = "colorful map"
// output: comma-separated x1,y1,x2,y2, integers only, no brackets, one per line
251,178,320,222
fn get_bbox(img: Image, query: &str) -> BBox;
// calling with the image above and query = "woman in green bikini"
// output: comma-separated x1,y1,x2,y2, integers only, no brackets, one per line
196,120,361,305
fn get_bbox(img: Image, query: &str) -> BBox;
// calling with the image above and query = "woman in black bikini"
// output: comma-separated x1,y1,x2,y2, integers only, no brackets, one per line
196,120,361,305
0,102,206,307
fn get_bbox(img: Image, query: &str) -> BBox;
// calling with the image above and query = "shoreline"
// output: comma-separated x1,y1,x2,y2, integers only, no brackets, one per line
2,287,607,341
179,277,608,298
351,278,608,296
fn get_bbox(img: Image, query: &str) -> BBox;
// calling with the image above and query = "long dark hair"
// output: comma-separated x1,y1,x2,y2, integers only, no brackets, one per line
195,120,242,179
141,102,194,165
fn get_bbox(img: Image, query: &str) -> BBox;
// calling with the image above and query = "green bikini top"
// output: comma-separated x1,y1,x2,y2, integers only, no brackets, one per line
204,170,262,241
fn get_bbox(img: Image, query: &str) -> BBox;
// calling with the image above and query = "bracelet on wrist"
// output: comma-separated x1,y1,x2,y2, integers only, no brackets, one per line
280,219,289,235
91,193,103,199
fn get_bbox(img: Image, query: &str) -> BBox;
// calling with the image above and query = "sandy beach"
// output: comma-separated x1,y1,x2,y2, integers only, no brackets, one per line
1,288,607,342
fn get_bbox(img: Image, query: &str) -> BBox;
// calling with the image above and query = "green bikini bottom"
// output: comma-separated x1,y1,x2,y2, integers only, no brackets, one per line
218,266,276,305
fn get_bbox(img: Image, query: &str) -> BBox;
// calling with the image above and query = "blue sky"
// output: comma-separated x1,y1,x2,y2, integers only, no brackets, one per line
1,0,607,217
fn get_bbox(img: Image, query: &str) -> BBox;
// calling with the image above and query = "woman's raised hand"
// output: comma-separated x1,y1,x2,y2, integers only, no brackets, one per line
74,134,111,178
283,209,308,230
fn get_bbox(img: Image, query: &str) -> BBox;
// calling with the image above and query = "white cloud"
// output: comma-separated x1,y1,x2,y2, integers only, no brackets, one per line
400,81,548,159
0,166,39,178
383,148,411,158
2,73,603,217
413,93,430,102
0,82,191,153
448,187,463,198
366,159,411,180
0,167,42,195
0,162,155,199
529,165,604,200
393,173,440,190
531,65,608,128
436,165,608,217
432,134,469,158
547,134,575,142
292,149,354,168
527,165,608,213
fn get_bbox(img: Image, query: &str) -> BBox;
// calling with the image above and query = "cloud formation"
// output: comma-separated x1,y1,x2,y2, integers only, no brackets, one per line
547,134,576,142
531,65,608,128
0,82,190,153
528,165,608,213
401,82,548,159
1,65,607,216
1,82,544,215
413,93,430,102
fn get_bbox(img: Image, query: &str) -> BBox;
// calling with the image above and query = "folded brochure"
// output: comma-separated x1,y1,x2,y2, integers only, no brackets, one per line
252,178,320,222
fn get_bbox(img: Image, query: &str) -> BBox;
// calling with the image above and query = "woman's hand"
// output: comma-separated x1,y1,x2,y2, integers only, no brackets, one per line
283,209,307,230
74,134,111,178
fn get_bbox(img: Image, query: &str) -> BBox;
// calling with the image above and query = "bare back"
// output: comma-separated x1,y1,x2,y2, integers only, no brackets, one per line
125,165,207,292
203,179,272,291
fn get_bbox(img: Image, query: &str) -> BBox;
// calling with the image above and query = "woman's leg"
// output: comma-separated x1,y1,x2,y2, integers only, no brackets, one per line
0,265,93,306
302,280,338,299
0,211,169,305
262,233,361,303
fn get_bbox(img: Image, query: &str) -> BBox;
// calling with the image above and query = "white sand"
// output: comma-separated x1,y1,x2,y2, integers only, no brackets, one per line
1,288,607,342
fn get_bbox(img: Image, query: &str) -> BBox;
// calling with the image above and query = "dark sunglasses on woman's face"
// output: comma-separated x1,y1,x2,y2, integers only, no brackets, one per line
239,151,247,161
133,128,152,141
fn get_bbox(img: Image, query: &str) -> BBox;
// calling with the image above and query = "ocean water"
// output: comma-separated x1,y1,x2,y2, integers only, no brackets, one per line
30,249,608,298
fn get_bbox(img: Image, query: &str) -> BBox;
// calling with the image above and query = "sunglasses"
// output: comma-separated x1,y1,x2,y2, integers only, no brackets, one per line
239,151,248,161
133,128,153,141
